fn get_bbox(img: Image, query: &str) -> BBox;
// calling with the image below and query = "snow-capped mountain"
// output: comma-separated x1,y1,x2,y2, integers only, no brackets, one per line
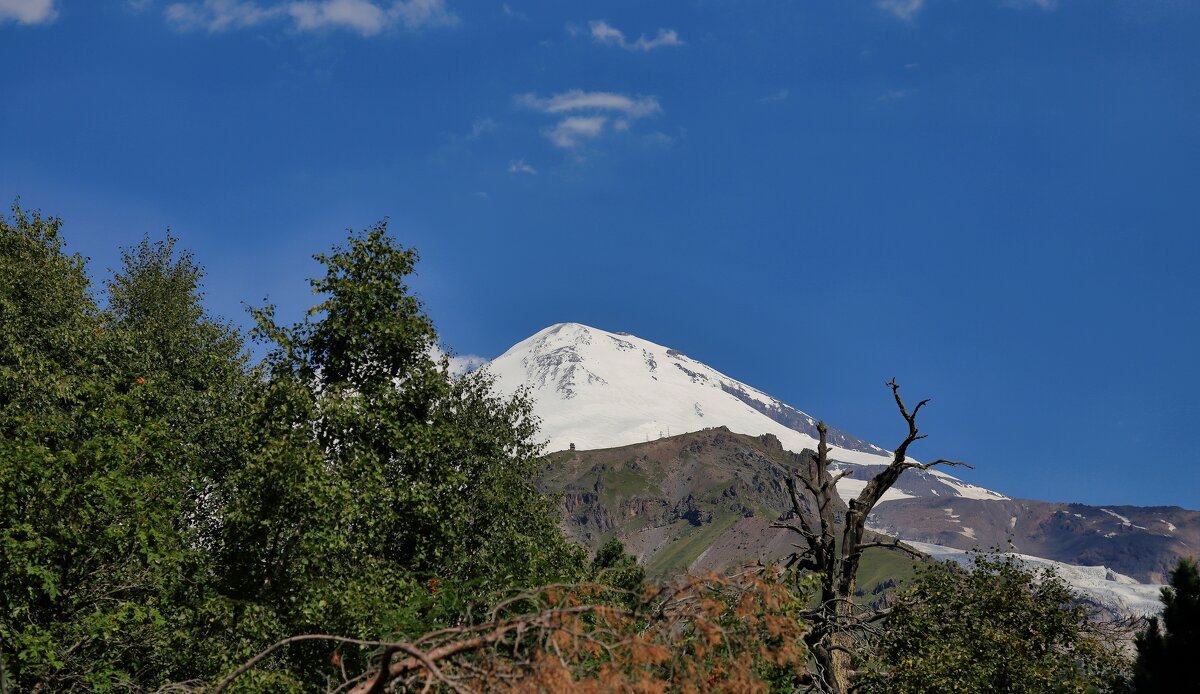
486,322,1006,503
485,323,1184,617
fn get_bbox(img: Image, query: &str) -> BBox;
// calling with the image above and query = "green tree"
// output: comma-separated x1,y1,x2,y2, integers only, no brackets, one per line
0,204,98,444
0,207,247,690
856,552,1130,694
1,211,590,691
104,233,249,471
590,538,646,606
1132,557,1200,692
206,222,585,687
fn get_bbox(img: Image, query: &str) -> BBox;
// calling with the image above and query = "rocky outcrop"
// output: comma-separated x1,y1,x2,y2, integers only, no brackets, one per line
538,428,847,576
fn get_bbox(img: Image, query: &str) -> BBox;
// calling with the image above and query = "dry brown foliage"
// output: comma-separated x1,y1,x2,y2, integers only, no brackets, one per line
212,565,810,693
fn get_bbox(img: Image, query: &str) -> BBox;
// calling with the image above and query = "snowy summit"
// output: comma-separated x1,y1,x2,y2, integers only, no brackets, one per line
485,323,1006,503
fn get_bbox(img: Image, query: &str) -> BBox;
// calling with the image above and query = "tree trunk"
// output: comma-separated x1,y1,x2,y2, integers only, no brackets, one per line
774,382,970,694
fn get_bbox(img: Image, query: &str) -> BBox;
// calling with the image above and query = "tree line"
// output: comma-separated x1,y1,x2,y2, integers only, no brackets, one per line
1,204,1195,692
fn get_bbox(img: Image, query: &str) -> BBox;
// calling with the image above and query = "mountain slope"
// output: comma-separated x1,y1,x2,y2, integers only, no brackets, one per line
489,322,1183,616
866,496,1200,583
535,428,1160,617
537,428,920,593
488,322,1005,503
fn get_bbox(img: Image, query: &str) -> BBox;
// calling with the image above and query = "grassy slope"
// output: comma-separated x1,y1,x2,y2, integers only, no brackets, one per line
538,428,929,593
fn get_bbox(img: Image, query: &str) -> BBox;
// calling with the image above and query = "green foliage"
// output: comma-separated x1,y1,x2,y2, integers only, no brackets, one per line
0,209,585,690
0,204,98,444
590,538,646,606
204,222,586,686
1133,557,1200,692
0,205,244,690
856,552,1130,694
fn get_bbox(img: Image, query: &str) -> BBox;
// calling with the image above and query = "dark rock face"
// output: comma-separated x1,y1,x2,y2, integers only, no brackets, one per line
560,492,616,536
674,362,710,383
537,428,838,575
673,495,712,526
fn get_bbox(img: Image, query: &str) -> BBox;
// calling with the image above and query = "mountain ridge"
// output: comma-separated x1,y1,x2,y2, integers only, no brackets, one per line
487,322,1005,504
486,321,1190,617
535,428,1165,618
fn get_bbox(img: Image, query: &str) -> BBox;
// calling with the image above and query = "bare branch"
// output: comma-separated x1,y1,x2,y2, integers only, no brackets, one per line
886,378,911,423
771,521,818,541
797,473,823,504
854,540,925,560
210,634,469,694
785,476,821,550
365,649,393,694
905,458,974,471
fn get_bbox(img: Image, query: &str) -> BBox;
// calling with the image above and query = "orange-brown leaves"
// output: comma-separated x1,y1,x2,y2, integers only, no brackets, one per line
344,566,810,692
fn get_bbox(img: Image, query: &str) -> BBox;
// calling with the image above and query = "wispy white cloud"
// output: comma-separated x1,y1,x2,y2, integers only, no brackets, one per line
1002,0,1057,10
517,89,663,150
545,116,606,148
877,0,923,21
429,345,489,376
508,159,537,175
500,2,525,20
643,131,675,148
290,0,388,34
447,353,488,375
167,0,281,30
877,87,916,102
587,19,682,52
165,0,457,35
443,116,495,148
387,0,455,29
758,88,789,103
517,90,662,118
468,117,496,139
0,0,57,24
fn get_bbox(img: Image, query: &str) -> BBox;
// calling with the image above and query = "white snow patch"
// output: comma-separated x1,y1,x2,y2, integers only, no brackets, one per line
928,471,1011,500
835,477,914,504
905,541,1165,618
1101,508,1146,530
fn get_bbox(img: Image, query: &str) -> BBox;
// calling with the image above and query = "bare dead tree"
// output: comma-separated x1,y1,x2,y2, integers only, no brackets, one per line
772,379,971,693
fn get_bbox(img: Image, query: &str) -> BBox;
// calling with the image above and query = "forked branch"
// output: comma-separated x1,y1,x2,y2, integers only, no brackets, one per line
778,380,970,694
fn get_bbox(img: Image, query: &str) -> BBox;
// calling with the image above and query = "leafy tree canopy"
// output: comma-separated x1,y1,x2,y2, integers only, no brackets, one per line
201,222,587,687
0,206,245,690
856,552,1130,694
0,209,586,691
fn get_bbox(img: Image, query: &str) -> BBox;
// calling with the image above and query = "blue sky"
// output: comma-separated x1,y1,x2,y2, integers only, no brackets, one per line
3,0,1198,507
